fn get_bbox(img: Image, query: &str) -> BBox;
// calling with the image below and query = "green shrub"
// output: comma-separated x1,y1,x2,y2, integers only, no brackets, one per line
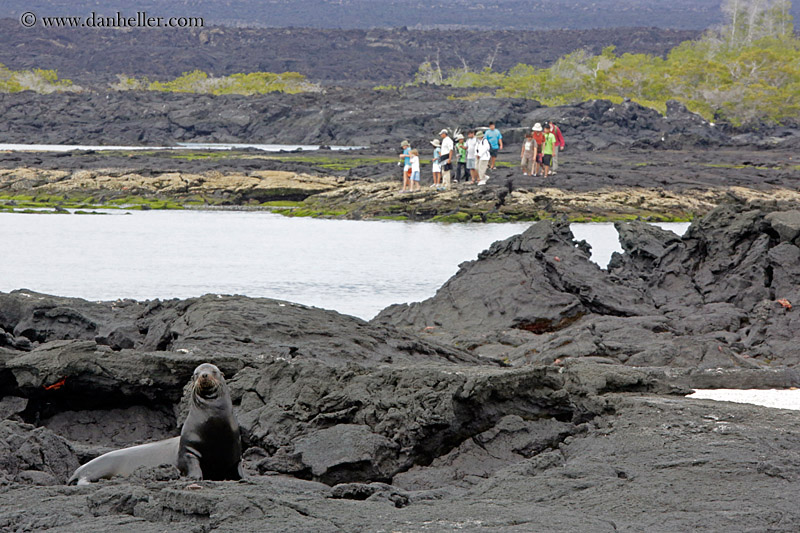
0,64,78,93
147,70,319,95
415,1,800,126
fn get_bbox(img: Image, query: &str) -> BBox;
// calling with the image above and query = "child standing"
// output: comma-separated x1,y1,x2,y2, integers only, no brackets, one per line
430,139,441,188
409,149,421,192
520,132,535,175
455,135,467,183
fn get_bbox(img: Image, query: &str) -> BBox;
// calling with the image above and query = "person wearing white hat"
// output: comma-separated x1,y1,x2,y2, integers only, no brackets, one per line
531,123,544,177
430,139,442,188
475,130,491,184
439,129,454,190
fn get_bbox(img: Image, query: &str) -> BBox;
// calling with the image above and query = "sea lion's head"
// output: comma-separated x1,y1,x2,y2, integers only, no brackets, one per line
191,363,225,399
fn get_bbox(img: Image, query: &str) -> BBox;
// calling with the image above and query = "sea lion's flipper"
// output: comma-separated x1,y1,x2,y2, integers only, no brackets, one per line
178,444,204,480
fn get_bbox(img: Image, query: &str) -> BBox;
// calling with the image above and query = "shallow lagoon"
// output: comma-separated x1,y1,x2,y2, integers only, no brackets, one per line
0,211,688,319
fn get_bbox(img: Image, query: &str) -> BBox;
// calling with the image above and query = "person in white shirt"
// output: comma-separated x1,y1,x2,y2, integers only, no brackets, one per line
438,129,454,190
466,130,478,184
408,149,421,192
475,130,491,184
520,132,535,175
430,139,441,188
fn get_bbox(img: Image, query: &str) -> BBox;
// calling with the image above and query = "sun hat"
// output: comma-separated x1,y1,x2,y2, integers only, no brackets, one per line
400,140,410,147
430,139,441,147
455,133,464,140
439,129,449,135
476,131,484,138
532,123,542,132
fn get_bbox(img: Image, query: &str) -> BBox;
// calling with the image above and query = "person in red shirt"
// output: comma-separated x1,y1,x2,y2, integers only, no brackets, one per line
550,121,565,174
531,123,545,177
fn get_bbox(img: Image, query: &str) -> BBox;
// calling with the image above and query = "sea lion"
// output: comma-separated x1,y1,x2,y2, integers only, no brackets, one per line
67,363,243,484
177,363,243,481
67,437,180,485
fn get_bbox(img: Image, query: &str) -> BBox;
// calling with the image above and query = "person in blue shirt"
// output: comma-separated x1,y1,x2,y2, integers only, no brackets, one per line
397,139,411,192
484,122,503,170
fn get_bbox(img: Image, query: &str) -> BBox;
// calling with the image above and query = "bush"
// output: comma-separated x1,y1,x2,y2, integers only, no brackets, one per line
0,64,79,93
414,0,800,126
146,70,320,95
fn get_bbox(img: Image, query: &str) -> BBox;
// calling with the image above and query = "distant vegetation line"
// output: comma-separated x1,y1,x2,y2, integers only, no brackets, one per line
123,71,319,95
2,1,797,126
412,0,800,126
0,67,317,95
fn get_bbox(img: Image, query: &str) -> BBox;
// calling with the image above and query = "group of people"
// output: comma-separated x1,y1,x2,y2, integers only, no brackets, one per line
520,121,565,178
398,122,504,192
398,121,564,192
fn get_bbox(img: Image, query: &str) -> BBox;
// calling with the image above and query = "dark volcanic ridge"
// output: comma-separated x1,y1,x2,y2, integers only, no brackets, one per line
377,201,800,372
2,202,800,530
0,20,698,85
2,88,798,149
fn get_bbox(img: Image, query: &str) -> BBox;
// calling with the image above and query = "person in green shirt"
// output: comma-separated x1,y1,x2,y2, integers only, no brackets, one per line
541,123,557,178
455,134,468,183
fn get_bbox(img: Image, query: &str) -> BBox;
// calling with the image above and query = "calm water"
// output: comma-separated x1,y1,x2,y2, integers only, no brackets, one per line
0,211,687,319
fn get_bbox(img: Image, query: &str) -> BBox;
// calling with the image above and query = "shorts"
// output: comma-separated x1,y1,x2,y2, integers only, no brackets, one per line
411,171,420,181
489,148,498,157
403,165,411,176
466,158,476,170
542,154,552,167
432,162,441,173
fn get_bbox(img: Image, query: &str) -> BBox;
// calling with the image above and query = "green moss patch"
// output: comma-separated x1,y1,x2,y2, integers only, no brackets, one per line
261,200,304,207
373,215,409,221
432,211,473,223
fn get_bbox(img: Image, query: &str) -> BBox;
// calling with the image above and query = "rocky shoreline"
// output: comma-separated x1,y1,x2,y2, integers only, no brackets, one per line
2,144,799,222
1,89,799,222
2,202,800,531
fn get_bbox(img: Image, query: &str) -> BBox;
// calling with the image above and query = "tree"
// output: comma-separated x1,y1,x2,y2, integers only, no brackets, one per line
413,61,443,85
720,0,794,46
